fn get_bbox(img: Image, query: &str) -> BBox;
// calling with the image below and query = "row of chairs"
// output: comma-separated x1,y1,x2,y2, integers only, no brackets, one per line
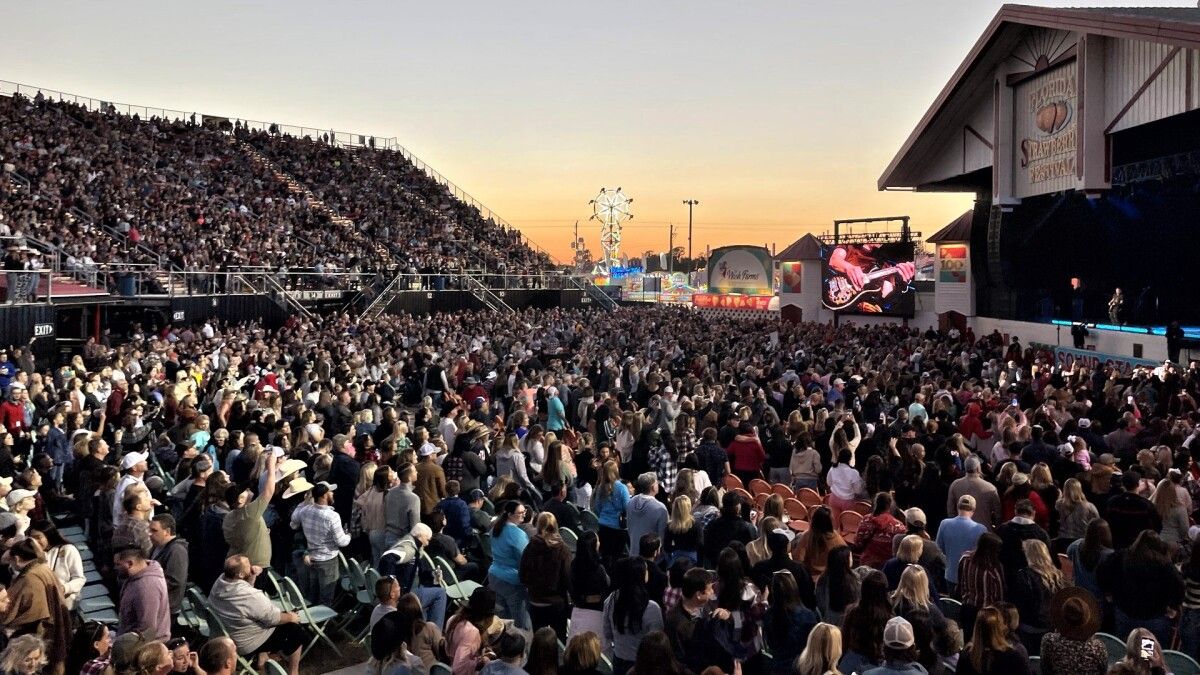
58,526,116,623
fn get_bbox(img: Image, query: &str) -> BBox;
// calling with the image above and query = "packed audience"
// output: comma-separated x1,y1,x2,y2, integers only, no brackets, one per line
0,91,552,290
0,304,1197,675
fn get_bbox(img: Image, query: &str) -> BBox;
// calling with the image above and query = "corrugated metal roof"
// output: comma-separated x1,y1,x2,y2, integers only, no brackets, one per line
927,211,975,243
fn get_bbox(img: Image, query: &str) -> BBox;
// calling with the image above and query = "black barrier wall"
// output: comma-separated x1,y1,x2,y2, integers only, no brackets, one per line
383,290,589,315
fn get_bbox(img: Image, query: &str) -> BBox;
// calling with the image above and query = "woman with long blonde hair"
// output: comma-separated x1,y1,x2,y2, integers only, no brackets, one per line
1054,478,1098,549
794,621,843,675
664,495,701,563
1150,477,1190,549
1011,539,1064,653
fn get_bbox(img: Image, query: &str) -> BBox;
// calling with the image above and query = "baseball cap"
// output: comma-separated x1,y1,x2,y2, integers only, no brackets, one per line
466,489,485,502
6,489,36,508
120,451,149,470
904,508,926,527
313,481,337,500
957,495,977,511
418,443,438,457
112,632,147,669
883,616,916,649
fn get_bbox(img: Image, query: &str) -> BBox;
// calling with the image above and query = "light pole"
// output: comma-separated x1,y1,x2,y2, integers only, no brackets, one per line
682,199,699,269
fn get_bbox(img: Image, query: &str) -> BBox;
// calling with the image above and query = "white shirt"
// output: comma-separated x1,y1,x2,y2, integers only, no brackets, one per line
828,464,865,501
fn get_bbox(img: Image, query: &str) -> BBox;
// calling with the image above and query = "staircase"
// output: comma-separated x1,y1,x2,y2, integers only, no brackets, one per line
569,276,619,311
235,272,314,319
236,140,391,262
463,274,514,314
359,272,406,321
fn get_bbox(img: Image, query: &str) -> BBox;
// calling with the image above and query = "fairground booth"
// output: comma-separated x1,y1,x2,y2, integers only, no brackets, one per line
875,4,1200,364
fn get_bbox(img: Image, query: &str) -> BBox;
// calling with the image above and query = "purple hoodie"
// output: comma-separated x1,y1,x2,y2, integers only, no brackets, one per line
119,559,172,640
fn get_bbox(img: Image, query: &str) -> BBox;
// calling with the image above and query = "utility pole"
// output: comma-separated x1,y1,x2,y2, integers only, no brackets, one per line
682,199,699,269
668,223,677,274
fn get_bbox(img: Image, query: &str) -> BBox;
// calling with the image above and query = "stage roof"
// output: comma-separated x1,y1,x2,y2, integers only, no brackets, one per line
927,211,975,243
878,4,1200,191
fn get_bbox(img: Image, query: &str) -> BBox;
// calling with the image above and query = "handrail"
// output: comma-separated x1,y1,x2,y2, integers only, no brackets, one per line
1,78,558,262
0,269,55,305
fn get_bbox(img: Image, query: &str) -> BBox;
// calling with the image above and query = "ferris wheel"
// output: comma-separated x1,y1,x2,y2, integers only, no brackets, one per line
589,187,633,275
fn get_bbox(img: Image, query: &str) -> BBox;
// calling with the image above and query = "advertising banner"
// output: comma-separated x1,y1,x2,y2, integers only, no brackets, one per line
779,262,803,293
1028,342,1160,372
692,293,773,311
707,245,774,295
938,244,968,283
821,242,916,316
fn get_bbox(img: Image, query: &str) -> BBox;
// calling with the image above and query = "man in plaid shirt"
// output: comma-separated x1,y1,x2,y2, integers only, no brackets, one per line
648,432,678,493
291,481,351,605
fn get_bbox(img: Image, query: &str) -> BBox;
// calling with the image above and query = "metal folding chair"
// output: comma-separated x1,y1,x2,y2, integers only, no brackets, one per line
277,574,343,658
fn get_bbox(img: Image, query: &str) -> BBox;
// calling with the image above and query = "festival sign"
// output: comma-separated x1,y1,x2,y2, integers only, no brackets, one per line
707,245,774,295
1014,64,1078,198
692,293,773,311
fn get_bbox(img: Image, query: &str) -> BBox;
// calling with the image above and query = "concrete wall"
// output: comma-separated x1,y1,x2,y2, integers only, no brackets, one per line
972,316,1167,361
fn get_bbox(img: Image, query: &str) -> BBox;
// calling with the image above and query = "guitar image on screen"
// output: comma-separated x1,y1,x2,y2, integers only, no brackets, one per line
824,265,913,311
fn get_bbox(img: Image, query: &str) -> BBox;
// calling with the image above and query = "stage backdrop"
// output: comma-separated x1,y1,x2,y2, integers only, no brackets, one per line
821,241,916,317
707,245,774,295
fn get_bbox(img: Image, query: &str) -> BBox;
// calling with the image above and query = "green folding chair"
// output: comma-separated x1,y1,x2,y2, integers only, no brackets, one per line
1095,632,1126,665
1164,650,1200,675
277,574,343,658
936,597,962,622
560,527,579,553
431,663,453,675
80,585,109,599
1028,655,1041,675
184,587,258,674
427,553,482,606
578,509,599,533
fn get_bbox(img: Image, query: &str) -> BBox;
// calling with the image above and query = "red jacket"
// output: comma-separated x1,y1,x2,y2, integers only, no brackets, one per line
852,513,907,568
0,401,25,434
727,434,766,474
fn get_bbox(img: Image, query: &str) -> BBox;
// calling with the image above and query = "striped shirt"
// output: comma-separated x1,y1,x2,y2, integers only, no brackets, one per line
957,550,1004,608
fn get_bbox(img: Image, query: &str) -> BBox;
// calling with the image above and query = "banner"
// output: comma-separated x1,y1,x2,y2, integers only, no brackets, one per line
707,245,774,295
693,293,772,311
779,261,803,293
938,244,968,283
821,241,916,316
1028,342,1160,372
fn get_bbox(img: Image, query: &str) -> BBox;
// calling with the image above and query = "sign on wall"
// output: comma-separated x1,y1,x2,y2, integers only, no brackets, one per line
707,246,774,295
779,262,803,293
1014,63,1078,198
938,244,968,283
692,293,772,311
1029,341,1159,372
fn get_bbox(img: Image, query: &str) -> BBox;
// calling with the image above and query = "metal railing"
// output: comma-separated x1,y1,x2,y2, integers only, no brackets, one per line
0,269,53,305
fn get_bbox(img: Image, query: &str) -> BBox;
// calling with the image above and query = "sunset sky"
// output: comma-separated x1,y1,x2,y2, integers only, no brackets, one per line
4,1,1192,262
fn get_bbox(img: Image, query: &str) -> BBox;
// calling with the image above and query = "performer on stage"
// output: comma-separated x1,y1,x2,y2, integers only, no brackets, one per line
1108,287,1124,324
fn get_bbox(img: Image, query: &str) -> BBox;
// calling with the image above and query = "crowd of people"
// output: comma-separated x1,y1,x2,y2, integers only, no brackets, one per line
0,90,552,293
0,303,1197,675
